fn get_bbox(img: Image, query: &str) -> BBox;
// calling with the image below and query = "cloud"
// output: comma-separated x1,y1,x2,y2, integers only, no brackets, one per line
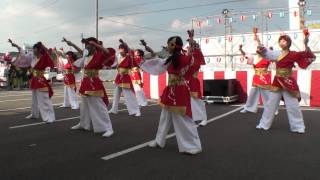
170,19,191,30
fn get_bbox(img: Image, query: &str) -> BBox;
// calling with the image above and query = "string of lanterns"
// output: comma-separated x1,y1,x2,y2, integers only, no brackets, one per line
193,9,313,27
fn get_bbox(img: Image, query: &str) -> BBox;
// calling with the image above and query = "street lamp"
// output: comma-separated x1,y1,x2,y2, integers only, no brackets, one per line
298,0,306,6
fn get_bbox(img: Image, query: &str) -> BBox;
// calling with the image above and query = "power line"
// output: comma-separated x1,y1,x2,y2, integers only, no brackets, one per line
99,0,169,13
105,0,249,17
102,18,181,34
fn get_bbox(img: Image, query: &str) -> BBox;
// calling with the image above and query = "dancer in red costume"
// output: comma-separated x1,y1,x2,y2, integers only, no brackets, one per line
239,34,280,115
109,39,141,116
256,30,316,133
185,30,208,126
9,39,56,123
63,37,115,137
53,47,79,109
141,36,202,155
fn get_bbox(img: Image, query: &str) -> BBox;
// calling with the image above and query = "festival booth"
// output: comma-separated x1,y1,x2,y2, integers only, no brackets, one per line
142,29,320,107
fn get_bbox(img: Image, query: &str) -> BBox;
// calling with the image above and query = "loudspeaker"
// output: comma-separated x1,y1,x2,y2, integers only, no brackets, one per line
203,79,237,97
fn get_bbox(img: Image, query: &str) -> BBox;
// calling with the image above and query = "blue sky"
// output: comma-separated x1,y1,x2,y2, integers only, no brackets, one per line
0,0,319,53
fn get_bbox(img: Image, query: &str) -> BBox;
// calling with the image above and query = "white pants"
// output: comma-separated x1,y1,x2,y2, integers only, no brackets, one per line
63,86,79,109
257,90,305,132
79,96,113,133
31,90,55,122
244,87,270,113
154,109,202,153
133,84,148,106
191,97,207,122
110,86,140,115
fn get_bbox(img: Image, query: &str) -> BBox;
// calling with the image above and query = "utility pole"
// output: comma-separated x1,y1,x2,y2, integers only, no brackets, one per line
96,0,99,39
222,9,230,70
81,33,84,49
260,9,264,45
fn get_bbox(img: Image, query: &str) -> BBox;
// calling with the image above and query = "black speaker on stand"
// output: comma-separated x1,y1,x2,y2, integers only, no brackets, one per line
203,79,239,103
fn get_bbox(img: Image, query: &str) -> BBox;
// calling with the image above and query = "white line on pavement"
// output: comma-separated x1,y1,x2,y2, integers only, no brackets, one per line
0,103,63,112
101,106,243,161
9,103,159,129
0,97,120,112
230,104,320,111
0,93,64,98
0,88,114,95
0,96,64,103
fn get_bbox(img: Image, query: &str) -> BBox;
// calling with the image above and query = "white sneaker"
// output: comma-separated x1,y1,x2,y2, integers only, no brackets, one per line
183,149,202,155
102,131,114,137
199,120,207,126
275,110,279,115
291,129,305,134
148,141,162,148
25,114,36,119
71,106,79,110
256,125,268,130
108,110,117,114
240,109,247,113
135,112,141,117
71,123,83,130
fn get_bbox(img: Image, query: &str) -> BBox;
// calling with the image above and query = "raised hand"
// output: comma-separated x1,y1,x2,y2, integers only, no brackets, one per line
239,44,243,50
140,39,147,47
62,37,67,42
187,29,194,38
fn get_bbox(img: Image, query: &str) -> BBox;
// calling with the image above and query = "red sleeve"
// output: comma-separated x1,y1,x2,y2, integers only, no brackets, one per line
132,57,139,68
293,51,316,69
102,48,116,68
193,48,206,66
41,52,54,69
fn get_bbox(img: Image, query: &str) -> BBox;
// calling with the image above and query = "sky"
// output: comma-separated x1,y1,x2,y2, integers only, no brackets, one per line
0,0,319,53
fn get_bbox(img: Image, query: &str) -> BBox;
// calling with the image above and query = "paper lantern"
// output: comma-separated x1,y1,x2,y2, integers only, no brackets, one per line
252,15,257,21
207,19,212,25
307,9,312,16
205,57,211,64
267,12,272,19
279,12,285,18
216,18,222,24
197,21,202,27
240,15,246,21
267,34,272,40
240,56,244,63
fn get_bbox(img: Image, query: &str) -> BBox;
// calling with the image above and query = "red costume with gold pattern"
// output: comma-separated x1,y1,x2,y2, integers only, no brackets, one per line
130,56,143,87
115,56,138,90
159,53,194,118
186,48,205,99
63,60,77,89
252,58,271,89
30,52,54,98
78,49,111,106
271,51,315,99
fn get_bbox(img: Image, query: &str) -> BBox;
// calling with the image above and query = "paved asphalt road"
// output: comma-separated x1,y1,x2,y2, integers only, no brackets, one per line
0,84,320,180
